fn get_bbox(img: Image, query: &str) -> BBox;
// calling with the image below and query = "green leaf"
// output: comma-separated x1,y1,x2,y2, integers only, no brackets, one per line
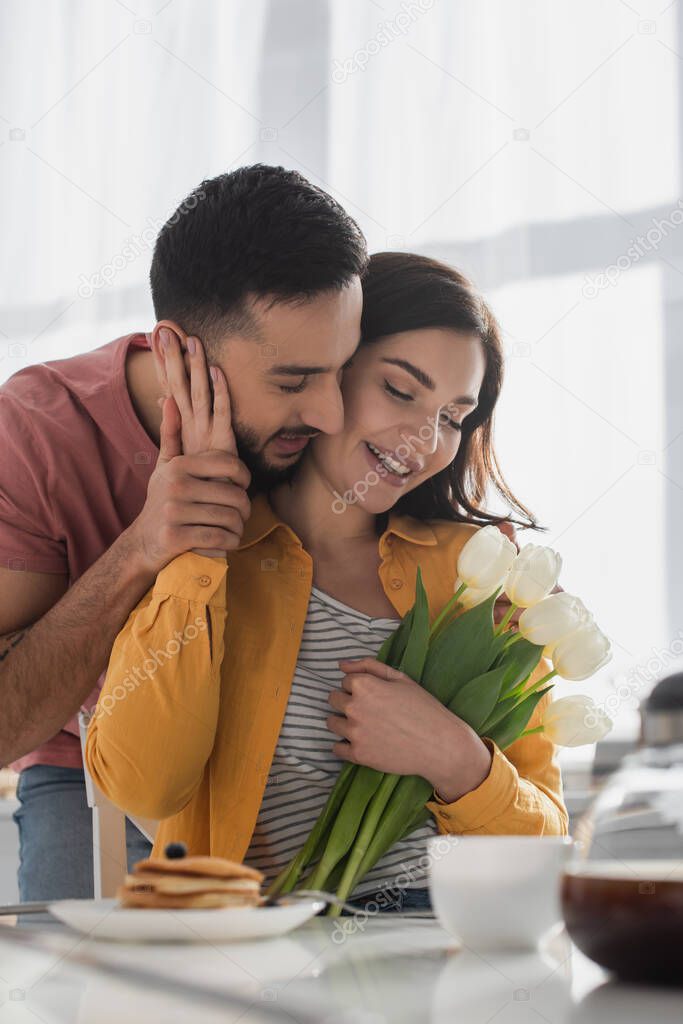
399,805,432,841
384,604,414,668
479,693,517,733
398,567,430,681
345,774,434,890
489,629,514,665
306,765,385,891
421,588,500,705
447,665,508,732
268,762,356,896
376,629,397,665
299,849,348,892
335,772,402,902
494,637,544,698
485,686,554,750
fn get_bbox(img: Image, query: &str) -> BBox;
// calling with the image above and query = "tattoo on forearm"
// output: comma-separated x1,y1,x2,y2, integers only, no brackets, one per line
0,626,33,663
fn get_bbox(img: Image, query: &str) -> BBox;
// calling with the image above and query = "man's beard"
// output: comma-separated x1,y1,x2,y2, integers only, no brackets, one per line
232,418,313,491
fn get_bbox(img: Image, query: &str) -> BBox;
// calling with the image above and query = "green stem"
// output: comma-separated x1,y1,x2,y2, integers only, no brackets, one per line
505,668,557,706
305,766,385,892
501,631,525,652
334,803,432,911
494,603,518,637
527,669,557,692
298,852,347,894
330,774,401,915
276,819,331,896
429,582,467,639
267,859,299,899
520,725,545,737
506,677,530,702
266,762,356,897
338,775,434,906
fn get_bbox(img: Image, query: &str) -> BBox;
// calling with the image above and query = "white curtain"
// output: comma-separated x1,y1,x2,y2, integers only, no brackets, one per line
2,0,681,754
327,0,678,245
0,0,268,360
324,0,683,755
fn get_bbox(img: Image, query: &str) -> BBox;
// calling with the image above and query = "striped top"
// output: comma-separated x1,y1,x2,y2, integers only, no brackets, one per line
244,584,437,896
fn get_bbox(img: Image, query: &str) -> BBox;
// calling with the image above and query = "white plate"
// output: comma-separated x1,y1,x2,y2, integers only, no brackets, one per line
48,897,326,943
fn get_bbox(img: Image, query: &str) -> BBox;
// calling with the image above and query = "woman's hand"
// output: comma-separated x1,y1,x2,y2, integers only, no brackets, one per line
327,657,493,803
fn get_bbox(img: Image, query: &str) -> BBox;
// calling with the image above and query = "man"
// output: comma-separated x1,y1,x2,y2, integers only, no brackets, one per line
0,164,367,900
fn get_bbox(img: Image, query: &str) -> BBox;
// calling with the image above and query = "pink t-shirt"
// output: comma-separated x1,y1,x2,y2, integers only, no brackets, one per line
0,332,159,772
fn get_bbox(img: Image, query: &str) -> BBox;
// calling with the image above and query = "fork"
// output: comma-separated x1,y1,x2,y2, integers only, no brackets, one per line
261,888,366,916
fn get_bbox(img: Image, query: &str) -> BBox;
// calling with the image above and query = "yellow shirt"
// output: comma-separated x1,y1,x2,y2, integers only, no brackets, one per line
85,494,568,861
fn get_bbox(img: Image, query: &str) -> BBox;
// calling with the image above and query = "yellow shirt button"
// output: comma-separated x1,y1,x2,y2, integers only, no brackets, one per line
390,578,403,590
198,575,212,586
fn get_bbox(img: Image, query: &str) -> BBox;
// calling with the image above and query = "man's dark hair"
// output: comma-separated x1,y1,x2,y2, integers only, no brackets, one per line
150,164,368,345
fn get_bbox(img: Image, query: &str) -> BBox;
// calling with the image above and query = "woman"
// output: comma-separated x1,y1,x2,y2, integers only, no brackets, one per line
86,253,568,914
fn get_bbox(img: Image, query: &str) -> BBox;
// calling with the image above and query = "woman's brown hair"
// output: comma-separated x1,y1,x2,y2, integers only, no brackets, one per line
361,252,543,533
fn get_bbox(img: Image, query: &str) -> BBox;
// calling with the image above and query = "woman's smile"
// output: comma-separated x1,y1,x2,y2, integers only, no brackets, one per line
363,440,421,485
307,326,486,515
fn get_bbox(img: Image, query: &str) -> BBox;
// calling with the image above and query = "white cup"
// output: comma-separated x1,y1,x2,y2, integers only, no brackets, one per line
428,834,575,951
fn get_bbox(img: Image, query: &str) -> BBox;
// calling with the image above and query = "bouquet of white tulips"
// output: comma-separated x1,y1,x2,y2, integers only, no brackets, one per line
268,526,613,912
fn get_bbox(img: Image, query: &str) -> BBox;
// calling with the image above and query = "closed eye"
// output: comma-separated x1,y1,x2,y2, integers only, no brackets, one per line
386,379,463,431
279,377,307,393
383,380,412,401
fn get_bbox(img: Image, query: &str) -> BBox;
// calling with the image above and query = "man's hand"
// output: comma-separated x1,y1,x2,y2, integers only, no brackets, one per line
327,657,492,802
125,398,251,574
159,327,237,458
156,327,249,557
124,330,252,574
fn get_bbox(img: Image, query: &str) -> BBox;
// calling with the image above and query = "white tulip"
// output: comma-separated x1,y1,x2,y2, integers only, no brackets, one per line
504,544,562,607
541,695,613,747
453,577,501,609
457,525,517,591
551,623,612,681
518,593,592,649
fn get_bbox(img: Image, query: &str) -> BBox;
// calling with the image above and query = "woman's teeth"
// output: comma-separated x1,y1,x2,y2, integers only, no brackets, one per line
366,442,411,476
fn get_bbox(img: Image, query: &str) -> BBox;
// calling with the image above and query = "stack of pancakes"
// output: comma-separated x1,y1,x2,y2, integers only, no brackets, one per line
117,852,265,910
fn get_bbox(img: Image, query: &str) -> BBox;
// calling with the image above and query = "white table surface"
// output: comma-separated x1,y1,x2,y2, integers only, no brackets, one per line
0,914,680,1024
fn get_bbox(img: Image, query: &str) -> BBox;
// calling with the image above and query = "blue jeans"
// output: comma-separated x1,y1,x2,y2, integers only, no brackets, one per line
341,884,433,915
13,765,152,902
